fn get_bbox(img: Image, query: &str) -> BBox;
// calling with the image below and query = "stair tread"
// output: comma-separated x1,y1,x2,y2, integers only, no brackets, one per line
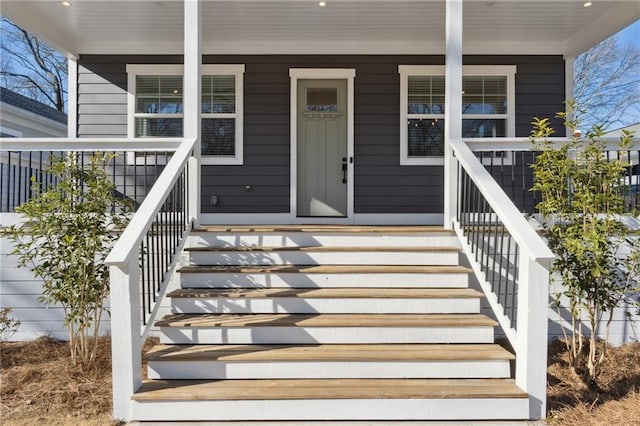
178,264,472,274
156,313,498,328
194,225,454,234
185,246,460,252
146,343,515,362
133,378,526,401
167,288,483,299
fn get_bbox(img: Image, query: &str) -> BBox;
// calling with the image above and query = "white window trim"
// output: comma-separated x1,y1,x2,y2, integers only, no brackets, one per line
126,64,245,165
399,65,517,166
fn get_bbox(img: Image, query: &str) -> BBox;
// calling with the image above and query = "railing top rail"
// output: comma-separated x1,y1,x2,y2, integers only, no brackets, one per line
0,137,185,151
465,137,640,152
451,138,555,263
105,137,197,267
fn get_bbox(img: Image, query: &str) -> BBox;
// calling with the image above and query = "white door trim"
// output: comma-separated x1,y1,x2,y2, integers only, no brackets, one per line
289,68,356,224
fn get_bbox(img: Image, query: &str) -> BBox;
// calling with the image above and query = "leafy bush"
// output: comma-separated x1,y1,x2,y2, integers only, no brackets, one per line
531,110,639,383
1,152,130,365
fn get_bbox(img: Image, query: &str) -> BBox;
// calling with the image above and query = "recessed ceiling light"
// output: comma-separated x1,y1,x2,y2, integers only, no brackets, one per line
318,1,327,7
583,2,593,7
61,1,72,6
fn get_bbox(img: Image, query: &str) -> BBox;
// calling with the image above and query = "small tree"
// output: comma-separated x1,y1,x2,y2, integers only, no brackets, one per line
530,110,640,383
0,307,21,342
1,153,130,365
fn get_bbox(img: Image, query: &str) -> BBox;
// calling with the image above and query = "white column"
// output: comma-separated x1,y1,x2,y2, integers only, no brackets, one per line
564,56,575,137
184,0,202,226
67,55,78,138
110,262,142,422
515,255,550,420
443,0,463,229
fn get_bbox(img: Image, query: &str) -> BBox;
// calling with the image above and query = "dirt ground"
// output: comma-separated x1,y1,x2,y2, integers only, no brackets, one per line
1,336,639,425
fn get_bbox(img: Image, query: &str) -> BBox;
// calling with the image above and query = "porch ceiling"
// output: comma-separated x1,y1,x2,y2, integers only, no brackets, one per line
2,1,638,58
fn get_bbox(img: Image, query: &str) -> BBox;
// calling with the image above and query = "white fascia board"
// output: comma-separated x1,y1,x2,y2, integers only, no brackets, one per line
0,103,67,137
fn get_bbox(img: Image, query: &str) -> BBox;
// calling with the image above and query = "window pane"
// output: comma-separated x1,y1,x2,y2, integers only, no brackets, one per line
462,119,506,138
202,75,235,113
408,118,444,157
306,88,338,112
202,118,235,156
135,118,183,137
408,76,444,114
462,76,506,114
136,75,182,113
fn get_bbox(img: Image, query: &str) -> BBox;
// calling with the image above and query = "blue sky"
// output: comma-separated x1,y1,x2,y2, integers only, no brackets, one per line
618,19,640,48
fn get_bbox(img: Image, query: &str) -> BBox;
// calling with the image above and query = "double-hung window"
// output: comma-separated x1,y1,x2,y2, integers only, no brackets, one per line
399,65,516,165
127,64,244,165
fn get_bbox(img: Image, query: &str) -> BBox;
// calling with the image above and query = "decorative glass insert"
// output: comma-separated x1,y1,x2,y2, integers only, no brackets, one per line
306,88,338,112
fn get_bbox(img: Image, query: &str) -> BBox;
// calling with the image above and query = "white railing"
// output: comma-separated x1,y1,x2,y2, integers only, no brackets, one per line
0,137,198,420
466,137,640,214
446,137,555,420
104,137,197,420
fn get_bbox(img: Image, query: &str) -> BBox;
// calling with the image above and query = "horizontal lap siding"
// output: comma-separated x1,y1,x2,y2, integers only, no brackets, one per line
77,54,565,214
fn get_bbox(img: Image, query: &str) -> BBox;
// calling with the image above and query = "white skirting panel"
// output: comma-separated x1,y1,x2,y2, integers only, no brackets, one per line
131,398,529,421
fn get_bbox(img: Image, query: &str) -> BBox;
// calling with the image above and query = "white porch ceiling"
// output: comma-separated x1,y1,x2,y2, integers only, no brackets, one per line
2,0,639,57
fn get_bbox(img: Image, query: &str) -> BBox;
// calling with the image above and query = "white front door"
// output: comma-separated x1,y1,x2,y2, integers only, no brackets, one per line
296,79,348,217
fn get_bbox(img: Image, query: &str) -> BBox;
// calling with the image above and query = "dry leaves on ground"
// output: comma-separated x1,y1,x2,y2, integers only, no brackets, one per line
2,336,639,425
547,339,640,425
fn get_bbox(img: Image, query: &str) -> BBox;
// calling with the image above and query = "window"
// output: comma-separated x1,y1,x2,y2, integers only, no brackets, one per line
399,65,516,165
127,64,245,165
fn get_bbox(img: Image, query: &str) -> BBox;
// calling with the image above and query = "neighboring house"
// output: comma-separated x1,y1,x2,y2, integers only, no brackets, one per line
0,87,68,340
0,0,639,423
0,87,67,137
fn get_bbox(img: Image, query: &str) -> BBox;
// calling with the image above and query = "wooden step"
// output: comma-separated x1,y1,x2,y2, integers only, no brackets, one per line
146,343,514,380
134,378,526,401
156,313,497,328
179,264,471,274
194,225,455,234
146,343,514,362
156,313,497,345
168,288,484,314
185,246,460,266
168,288,483,299
185,246,460,253
130,378,529,421
178,264,472,289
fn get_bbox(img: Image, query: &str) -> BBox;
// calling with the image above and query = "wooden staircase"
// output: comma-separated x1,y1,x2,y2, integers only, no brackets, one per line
132,226,529,421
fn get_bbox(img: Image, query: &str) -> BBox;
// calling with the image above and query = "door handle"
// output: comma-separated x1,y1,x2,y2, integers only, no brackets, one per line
342,157,348,184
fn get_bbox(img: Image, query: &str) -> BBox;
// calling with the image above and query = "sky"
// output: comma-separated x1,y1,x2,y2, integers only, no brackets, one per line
618,19,640,48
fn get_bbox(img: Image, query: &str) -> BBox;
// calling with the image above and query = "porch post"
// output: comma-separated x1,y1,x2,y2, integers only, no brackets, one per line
443,0,463,229
184,0,201,226
67,55,78,138
110,261,142,421
515,255,550,420
564,56,575,136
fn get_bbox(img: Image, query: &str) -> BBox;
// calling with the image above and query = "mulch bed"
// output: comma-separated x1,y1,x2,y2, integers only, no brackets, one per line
2,336,639,425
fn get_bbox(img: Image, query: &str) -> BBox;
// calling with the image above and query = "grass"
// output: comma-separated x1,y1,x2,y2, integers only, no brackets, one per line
1,336,639,425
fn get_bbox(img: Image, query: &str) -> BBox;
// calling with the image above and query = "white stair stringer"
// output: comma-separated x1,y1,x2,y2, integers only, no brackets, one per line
135,226,530,421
